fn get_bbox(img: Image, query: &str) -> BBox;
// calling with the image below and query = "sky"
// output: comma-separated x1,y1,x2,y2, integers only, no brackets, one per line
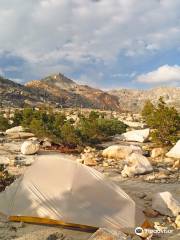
0,0,180,89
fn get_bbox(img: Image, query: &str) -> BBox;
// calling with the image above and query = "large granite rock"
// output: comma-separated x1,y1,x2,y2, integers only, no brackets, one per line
21,140,39,155
121,153,153,177
166,140,180,159
152,192,180,217
102,145,142,160
6,126,25,134
7,132,35,140
118,128,150,143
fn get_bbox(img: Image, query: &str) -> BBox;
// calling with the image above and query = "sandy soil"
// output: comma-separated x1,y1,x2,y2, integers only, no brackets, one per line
0,222,92,240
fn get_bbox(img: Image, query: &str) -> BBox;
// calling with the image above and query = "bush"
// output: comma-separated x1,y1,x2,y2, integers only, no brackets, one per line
25,109,66,142
11,109,127,146
61,123,81,146
77,111,127,144
142,97,180,145
97,118,127,136
12,110,23,126
0,114,10,131
29,119,46,137
77,114,102,144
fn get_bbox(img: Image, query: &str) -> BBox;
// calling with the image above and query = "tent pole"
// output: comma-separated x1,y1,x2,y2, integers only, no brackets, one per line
9,216,98,232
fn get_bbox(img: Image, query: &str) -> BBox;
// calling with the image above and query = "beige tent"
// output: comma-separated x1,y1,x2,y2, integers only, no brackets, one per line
0,155,144,231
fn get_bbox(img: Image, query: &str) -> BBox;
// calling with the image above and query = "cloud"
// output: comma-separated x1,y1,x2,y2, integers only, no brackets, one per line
1,0,180,62
74,70,104,88
136,65,180,83
0,0,180,84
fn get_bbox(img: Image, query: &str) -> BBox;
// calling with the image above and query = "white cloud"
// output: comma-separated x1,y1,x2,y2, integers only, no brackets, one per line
0,0,180,81
136,65,180,83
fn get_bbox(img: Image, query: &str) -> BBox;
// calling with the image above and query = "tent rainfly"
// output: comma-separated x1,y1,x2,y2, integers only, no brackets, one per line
0,155,144,231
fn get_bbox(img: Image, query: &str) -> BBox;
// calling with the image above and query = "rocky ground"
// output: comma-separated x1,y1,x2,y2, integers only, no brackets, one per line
0,168,179,240
0,124,180,240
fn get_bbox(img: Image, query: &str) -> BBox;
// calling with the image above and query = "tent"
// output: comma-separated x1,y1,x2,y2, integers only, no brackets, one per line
0,154,144,231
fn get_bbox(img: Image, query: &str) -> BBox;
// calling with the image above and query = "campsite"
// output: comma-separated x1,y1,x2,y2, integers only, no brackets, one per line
0,107,179,239
0,1,180,239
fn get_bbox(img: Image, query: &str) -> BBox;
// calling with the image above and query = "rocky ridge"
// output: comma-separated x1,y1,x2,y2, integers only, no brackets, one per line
0,74,120,110
25,73,120,110
0,76,38,107
1,74,180,112
109,87,180,112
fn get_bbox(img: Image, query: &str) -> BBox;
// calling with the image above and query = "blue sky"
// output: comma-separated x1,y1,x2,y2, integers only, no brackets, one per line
0,0,180,89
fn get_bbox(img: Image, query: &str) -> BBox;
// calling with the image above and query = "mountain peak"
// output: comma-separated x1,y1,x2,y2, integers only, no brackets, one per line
26,73,120,110
41,73,76,90
1,74,179,112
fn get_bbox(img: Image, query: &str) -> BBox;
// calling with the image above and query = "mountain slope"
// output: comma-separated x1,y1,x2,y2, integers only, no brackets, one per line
26,73,120,110
1,74,179,112
0,76,65,108
109,87,180,112
0,76,37,107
